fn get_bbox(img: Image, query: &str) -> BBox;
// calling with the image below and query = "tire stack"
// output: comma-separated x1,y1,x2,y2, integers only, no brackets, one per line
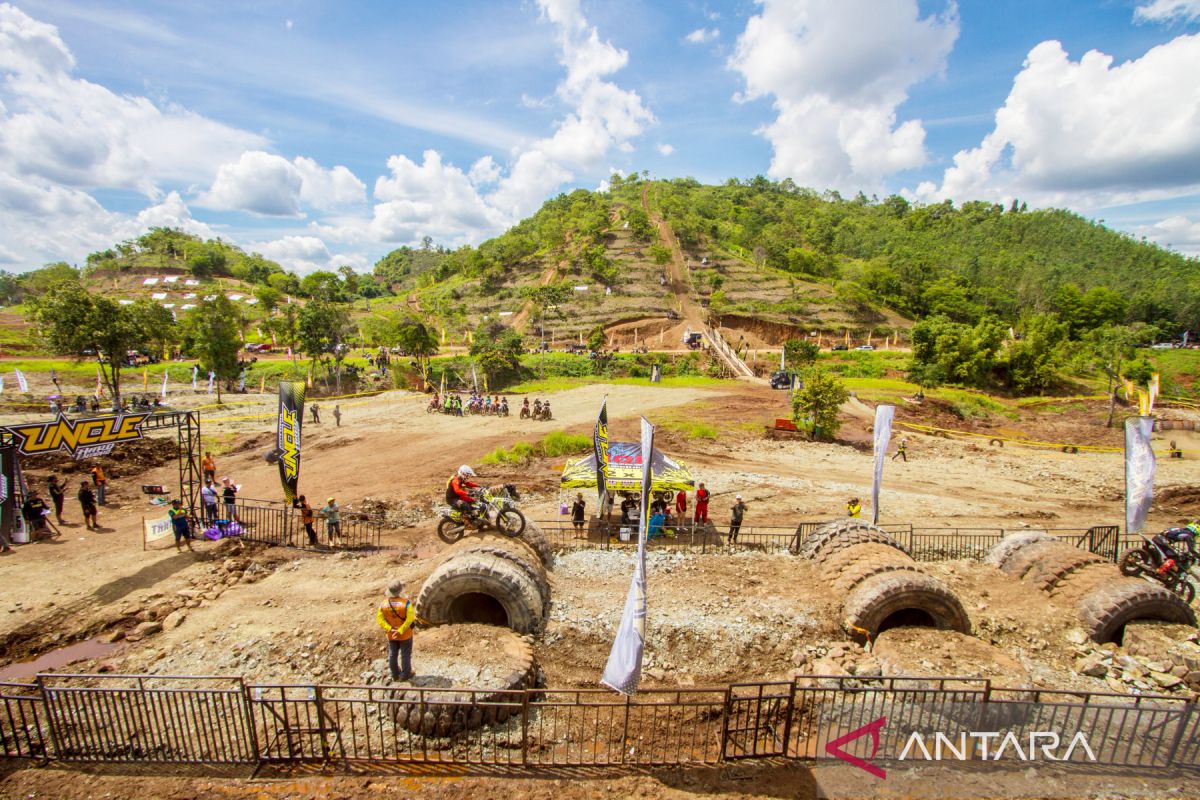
801,519,972,641
988,533,1196,643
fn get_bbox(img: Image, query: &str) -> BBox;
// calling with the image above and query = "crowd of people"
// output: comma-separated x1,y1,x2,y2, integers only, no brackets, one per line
425,391,513,417
563,482,750,543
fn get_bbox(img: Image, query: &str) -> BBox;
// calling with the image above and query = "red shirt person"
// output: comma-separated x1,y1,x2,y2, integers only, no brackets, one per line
675,489,687,516
694,483,710,524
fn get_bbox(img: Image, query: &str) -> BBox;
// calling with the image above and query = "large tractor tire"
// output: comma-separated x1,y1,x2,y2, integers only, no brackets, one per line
1076,579,1197,644
820,544,923,595
985,532,1059,570
798,518,907,561
843,572,971,642
1021,547,1106,593
416,553,548,634
999,540,1080,580
812,528,909,566
389,624,538,736
438,535,550,613
517,519,555,569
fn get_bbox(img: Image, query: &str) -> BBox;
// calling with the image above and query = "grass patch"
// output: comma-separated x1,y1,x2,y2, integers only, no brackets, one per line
505,375,728,394
481,430,593,465
661,420,719,439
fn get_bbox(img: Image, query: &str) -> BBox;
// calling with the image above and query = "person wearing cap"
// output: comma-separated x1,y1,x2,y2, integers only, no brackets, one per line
168,499,194,552
729,495,747,543
376,580,416,682
78,480,98,530
846,497,862,518
47,475,66,524
320,497,343,547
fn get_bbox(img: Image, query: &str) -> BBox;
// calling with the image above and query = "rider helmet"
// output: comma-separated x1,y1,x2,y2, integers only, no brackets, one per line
1188,521,1199,535
458,465,476,477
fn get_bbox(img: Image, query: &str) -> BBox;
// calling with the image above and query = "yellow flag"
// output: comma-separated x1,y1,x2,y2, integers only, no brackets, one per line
1138,389,1151,416
483,373,489,393
1122,377,1136,399
142,368,148,389
306,371,313,388
260,376,266,394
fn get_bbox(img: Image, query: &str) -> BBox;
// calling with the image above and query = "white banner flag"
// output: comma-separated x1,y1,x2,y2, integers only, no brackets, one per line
871,405,895,525
1125,417,1156,535
601,416,654,695
143,515,174,544
238,370,246,393
14,369,28,393
161,370,169,399
0,375,4,394
192,365,198,390
207,371,215,395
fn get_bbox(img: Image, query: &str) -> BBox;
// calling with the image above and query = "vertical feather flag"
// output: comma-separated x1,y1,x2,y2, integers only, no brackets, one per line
1149,373,1160,413
207,371,215,395
142,368,148,390
160,370,169,399
870,405,895,525
1125,416,1156,535
600,417,654,695
593,396,609,516
0,375,5,394
192,365,199,390
14,369,28,393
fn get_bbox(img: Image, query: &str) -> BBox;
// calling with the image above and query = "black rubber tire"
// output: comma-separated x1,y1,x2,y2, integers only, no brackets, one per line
390,629,538,735
1077,579,1197,643
820,542,917,585
1001,540,1083,580
1118,548,1150,577
437,517,466,544
985,532,1059,569
1175,579,1196,605
812,529,909,566
843,572,972,641
516,519,555,570
416,553,548,634
440,536,550,614
495,508,526,537
798,518,904,560
1023,547,1106,593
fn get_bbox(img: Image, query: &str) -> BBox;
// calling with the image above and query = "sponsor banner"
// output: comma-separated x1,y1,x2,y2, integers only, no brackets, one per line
143,515,174,544
0,446,16,539
871,405,895,525
1125,416,1155,534
601,416,654,695
561,441,694,493
0,413,150,460
275,381,305,503
593,396,609,516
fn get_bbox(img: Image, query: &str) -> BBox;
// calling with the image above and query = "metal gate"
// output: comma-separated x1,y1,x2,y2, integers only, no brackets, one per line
721,682,793,759
1083,525,1122,562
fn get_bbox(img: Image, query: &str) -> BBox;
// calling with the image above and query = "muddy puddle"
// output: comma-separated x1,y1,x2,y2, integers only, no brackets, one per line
0,638,119,682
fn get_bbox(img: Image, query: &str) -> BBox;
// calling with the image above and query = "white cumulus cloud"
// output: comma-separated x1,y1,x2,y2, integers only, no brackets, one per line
252,235,368,275
1134,0,1200,23
686,28,720,44
728,0,958,194
200,151,365,217
657,143,675,156
922,35,1200,209
1135,215,1200,255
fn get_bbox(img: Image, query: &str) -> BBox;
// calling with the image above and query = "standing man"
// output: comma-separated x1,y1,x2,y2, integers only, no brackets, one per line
846,497,862,518
47,475,66,524
90,464,107,505
694,482,710,525
200,480,219,524
168,499,194,553
332,404,342,427
321,497,343,547
294,495,318,546
675,488,688,522
376,581,416,682
310,403,321,424
221,478,239,521
892,438,908,462
729,495,747,543
202,451,217,483
78,480,98,530
571,493,586,538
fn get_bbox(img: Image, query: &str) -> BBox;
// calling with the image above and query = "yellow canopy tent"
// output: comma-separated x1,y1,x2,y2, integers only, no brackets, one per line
560,441,696,493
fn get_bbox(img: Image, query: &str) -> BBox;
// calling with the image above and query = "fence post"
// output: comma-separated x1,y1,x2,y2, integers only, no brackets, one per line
1164,696,1196,768
35,675,60,762
718,685,733,762
520,690,530,766
780,680,796,759
240,679,261,765
620,693,632,764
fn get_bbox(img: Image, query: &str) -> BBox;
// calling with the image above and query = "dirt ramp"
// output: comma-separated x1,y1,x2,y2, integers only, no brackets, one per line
798,518,910,562
843,572,972,641
1078,581,1195,644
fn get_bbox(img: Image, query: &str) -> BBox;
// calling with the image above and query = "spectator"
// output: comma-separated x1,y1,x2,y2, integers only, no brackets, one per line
202,451,217,483
294,495,318,546
571,493,586,537
22,491,49,540
90,464,108,505
168,500,195,553
846,497,862,518
78,481,98,530
0,516,11,553
694,482,710,524
310,403,321,423
620,494,637,527
648,507,666,540
675,488,688,521
729,495,747,543
221,478,239,521
333,404,342,427
321,497,343,547
47,475,65,524
892,438,908,462
89,397,100,413
200,480,219,524
376,580,416,682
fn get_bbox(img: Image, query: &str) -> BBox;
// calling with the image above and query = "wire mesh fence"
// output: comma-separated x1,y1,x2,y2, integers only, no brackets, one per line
2,674,1196,771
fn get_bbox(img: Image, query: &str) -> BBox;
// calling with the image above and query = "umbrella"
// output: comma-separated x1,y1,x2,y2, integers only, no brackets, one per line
560,441,696,493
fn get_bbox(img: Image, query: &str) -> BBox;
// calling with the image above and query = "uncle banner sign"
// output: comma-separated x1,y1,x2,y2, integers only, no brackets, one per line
273,381,305,503
0,413,150,460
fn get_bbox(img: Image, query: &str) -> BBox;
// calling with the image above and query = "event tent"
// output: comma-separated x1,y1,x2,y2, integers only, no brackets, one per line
560,441,696,493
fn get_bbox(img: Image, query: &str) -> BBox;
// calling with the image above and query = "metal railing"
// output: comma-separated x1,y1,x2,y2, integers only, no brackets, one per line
200,500,382,550
532,519,1132,562
2,674,1196,770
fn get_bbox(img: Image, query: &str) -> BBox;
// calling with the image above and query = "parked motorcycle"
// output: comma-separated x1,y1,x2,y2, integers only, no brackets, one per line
436,484,526,543
1119,527,1197,603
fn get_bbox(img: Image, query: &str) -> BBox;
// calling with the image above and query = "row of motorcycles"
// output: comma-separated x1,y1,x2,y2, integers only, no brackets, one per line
426,394,510,416
520,400,553,421
1120,524,1198,603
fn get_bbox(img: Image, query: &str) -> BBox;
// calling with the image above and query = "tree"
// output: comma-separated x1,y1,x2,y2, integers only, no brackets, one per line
791,367,849,440
30,281,176,407
649,244,671,265
1075,324,1150,426
253,286,282,314
586,324,606,352
1001,313,1068,394
783,339,820,370
184,296,241,402
470,322,524,387
907,315,1005,389
298,298,352,389
393,318,439,375
268,304,300,363
299,270,345,301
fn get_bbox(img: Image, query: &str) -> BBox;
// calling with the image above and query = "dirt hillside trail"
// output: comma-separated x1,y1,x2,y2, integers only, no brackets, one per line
643,183,703,330
511,262,562,333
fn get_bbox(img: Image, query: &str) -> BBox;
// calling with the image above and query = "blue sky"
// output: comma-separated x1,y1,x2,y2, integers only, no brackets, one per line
1,0,1199,275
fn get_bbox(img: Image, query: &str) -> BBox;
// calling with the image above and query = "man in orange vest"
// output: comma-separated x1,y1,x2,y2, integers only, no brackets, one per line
375,581,416,682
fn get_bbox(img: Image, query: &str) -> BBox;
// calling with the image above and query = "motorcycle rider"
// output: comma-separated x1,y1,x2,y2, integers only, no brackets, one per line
446,465,481,520
533,399,543,420
500,397,509,416
1149,522,1198,570
521,398,531,419
542,400,551,420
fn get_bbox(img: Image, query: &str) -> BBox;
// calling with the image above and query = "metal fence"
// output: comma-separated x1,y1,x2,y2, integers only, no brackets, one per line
2,675,1196,771
533,519,1133,562
206,500,382,550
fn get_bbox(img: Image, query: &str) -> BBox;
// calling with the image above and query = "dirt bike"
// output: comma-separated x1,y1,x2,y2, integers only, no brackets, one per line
533,406,552,421
519,406,530,419
1119,531,1197,603
426,398,441,413
436,485,526,543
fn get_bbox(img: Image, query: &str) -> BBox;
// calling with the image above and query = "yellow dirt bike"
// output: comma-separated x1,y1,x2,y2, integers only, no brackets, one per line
436,485,525,543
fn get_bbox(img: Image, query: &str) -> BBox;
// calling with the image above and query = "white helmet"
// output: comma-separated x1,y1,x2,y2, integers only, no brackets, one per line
458,465,476,477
